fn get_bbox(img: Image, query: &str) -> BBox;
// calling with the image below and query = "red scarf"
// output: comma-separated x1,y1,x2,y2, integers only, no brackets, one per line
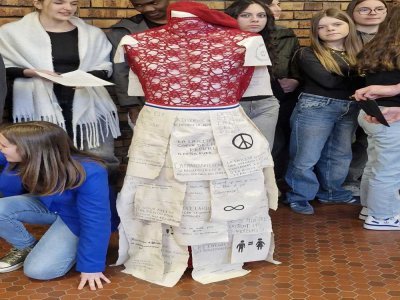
167,1,239,29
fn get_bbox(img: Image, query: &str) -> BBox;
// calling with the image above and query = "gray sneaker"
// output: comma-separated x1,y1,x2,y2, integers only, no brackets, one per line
0,246,33,273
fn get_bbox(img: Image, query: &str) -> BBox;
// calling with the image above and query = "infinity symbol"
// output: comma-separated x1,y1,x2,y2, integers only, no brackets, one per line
224,205,245,211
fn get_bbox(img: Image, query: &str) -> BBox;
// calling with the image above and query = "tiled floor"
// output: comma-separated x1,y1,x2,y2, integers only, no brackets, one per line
1,202,400,299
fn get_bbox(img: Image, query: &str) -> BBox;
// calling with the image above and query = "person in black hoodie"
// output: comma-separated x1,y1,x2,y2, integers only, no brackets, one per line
106,0,169,126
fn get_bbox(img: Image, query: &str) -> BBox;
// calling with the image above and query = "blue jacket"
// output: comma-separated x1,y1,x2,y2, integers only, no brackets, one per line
0,154,25,197
0,153,111,273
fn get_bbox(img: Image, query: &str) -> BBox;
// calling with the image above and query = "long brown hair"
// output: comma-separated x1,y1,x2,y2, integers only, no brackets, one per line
225,0,277,68
309,8,362,75
358,6,400,73
0,121,104,196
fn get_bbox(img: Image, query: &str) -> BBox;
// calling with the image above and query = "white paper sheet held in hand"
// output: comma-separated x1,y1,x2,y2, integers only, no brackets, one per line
35,70,114,87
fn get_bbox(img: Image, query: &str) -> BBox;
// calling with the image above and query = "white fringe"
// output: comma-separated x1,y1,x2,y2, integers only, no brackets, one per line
15,109,120,151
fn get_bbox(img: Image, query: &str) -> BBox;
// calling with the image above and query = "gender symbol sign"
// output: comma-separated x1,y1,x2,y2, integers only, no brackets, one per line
231,233,271,263
232,133,253,150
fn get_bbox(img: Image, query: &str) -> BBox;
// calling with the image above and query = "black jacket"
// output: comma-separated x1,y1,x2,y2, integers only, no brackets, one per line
268,26,300,102
270,26,300,80
106,15,150,107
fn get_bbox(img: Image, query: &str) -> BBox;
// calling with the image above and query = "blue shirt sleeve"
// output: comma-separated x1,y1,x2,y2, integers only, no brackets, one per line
0,152,25,198
0,152,7,167
75,161,111,273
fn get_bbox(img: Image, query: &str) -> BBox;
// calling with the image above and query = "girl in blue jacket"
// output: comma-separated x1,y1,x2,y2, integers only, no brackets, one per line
0,121,111,290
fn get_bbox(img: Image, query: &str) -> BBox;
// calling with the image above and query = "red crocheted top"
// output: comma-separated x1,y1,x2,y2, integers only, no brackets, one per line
124,17,256,108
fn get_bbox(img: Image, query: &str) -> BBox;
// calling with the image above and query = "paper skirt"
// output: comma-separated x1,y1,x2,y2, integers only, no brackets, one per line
115,105,278,287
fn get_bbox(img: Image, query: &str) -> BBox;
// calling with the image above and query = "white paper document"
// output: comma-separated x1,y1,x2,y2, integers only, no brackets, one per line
192,263,250,284
242,66,273,97
128,70,145,96
238,35,272,66
127,107,177,179
228,211,272,235
231,232,271,263
170,112,228,181
35,70,114,87
173,220,229,245
210,109,273,178
181,181,212,222
141,225,189,287
210,172,267,222
192,241,231,267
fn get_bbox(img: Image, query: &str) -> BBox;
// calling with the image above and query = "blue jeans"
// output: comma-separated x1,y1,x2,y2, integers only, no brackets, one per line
0,195,79,279
285,93,359,203
359,110,400,218
240,96,280,147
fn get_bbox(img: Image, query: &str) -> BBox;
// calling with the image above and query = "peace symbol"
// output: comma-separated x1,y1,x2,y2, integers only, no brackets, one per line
232,133,253,150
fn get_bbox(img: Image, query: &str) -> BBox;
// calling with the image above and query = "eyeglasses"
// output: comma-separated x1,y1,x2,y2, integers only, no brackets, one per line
356,7,387,15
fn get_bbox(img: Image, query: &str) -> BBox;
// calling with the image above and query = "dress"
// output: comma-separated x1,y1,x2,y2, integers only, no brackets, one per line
114,6,278,287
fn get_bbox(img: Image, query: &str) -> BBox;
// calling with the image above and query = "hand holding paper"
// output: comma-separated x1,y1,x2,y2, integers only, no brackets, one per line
35,70,114,87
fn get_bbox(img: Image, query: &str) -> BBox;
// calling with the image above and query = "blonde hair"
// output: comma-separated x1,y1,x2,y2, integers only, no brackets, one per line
309,8,362,75
33,0,80,17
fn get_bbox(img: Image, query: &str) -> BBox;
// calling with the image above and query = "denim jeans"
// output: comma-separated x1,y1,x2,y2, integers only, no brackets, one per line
359,110,400,218
0,195,79,279
285,93,359,203
343,127,368,189
240,96,280,147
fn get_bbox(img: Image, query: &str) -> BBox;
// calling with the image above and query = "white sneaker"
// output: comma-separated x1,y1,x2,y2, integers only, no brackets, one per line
364,215,400,231
359,207,369,220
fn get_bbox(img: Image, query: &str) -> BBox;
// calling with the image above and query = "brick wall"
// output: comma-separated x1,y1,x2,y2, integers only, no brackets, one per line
0,1,361,45
0,0,388,166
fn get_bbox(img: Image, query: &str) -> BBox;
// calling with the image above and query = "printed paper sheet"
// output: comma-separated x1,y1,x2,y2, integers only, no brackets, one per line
192,263,250,284
210,171,267,222
170,112,228,181
210,109,273,178
231,232,272,263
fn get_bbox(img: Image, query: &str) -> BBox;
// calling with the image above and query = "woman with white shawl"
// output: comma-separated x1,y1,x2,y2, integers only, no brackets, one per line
0,0,120,166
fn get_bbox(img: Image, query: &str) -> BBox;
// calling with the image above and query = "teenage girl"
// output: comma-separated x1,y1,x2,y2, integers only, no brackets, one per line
343,0,388,198
285,8,362,214
0,0,120,165
226,0,279,146
0,121,112,290
356,6,400,230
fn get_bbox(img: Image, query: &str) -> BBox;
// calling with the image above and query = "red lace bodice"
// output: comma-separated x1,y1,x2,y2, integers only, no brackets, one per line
124,17,256,108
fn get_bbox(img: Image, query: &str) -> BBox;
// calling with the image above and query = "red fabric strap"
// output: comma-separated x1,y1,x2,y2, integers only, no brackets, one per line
167,1,239,29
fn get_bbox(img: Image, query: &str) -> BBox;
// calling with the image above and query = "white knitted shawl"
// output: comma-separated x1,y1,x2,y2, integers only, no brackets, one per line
0,12,120,148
